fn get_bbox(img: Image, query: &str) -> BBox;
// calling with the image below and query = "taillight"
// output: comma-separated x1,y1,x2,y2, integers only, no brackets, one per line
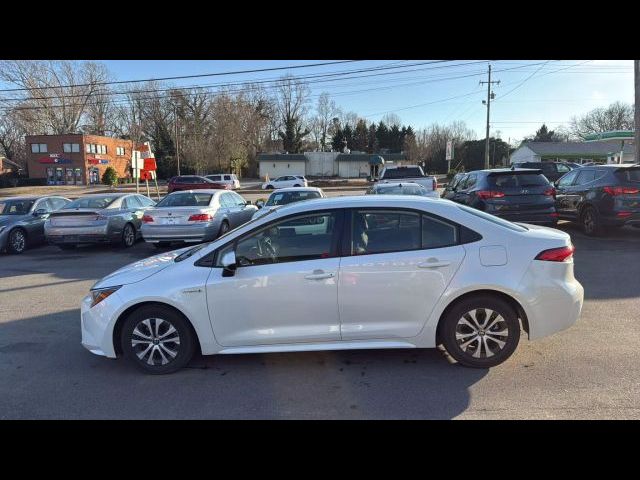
188,214,212,222
544,187,556,197
142,215,154,223
603,186,640,196
477,190,505,199
617,211,633,218
535,244,575,262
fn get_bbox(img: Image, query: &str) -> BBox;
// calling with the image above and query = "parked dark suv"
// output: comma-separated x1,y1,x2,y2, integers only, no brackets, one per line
448,168,558,226
441,172,468,200
514,162,574,183
554,164,640,236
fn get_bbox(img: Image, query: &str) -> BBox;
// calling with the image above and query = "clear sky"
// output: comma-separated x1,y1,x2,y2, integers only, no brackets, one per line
4,60,635,145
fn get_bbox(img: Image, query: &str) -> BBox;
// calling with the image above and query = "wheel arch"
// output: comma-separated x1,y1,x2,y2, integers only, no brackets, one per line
435,289,530,345
112,301,202,357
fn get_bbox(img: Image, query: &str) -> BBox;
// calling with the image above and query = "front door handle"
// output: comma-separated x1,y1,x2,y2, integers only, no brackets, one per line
304,270,335,280
418,260,451,269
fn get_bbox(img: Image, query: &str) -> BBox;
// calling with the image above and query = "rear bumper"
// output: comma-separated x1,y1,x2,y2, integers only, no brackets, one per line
488,209,558,226
600,211,640,227
141,222,219,243
46,224,115,244
517,262,584,340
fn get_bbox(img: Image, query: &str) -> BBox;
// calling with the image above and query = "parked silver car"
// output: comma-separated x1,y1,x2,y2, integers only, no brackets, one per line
0,195,71,254
44,193,156,250
140,189,257,248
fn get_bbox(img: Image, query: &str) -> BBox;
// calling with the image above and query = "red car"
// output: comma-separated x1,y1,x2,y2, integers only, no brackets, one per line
167,175,230,193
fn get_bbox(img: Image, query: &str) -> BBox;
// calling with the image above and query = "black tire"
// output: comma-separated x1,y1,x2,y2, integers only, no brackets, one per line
58,244,77,251
293,184,301,187
7,228,27,254
120,223,136,248
266,185,274,190
580,206,602,236
153,241,172,249
121,305,196,374
440,295,520,368
218,220,230,238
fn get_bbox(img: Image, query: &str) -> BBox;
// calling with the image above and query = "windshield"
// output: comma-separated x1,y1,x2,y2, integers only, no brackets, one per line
382,167,424,179
156,192,213,207
457,204,529,232
0,199,35,215
374,184,428,196
265,190,321,206
63,196,120,210
488,173,549,188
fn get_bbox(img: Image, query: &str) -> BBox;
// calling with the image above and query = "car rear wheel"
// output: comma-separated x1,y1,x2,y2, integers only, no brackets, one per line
121,305,196,374
581,206,602,236
440,295,520,368
120,223,136,248
7,228,27,254
218,221,230,237
293,184,301,187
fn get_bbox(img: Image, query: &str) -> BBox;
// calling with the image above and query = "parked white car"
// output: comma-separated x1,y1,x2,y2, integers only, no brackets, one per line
205,174,240,190
81,195,583,374
252,187,325,220
261,175,308,190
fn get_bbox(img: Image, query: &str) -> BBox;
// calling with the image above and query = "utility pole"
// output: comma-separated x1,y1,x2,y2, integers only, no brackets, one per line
635,60,639,164
480,64,500,169
174,104,181,176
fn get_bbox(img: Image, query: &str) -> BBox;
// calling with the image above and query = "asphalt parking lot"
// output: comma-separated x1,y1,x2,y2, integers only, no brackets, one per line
1,198,640,418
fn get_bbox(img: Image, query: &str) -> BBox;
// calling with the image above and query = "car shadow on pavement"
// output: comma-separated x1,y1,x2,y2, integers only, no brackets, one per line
0,308,488,420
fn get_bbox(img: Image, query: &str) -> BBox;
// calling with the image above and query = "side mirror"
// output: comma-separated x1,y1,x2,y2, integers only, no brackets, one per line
34,208,48,217
220,249,237,277
255,200,265,209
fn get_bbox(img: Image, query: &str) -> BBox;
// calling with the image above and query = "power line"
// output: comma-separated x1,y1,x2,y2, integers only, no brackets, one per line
0,60,366,93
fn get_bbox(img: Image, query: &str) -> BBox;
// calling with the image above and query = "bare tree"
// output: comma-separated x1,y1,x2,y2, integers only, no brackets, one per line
569,101,635,139
275,75,311,153
381,113,402,128
0,60,110,135
0,111,27,169
310,92,339,151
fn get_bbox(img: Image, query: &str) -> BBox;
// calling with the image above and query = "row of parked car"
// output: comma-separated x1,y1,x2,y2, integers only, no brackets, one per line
442,164,640,236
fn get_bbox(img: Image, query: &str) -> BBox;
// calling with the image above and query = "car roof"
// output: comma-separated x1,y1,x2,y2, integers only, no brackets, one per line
374,182,425,188
167,189,226,195
72,193,128,198
265,195,453,219
268,187,322,193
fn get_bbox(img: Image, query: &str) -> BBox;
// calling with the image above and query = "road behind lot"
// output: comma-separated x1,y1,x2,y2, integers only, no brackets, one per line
1,194,640,418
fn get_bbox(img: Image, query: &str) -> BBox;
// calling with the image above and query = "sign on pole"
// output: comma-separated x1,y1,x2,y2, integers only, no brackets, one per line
446,140,454,172
132,142,160,200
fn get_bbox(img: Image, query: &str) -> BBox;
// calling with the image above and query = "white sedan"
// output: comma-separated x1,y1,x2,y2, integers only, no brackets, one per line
261,175,308,190
81,195,584,374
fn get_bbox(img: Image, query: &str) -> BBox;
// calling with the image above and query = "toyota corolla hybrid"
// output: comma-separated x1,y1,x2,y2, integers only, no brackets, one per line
81,195,583,374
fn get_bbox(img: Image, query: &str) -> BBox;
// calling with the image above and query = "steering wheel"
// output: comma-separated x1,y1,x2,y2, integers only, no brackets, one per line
257,236,278,263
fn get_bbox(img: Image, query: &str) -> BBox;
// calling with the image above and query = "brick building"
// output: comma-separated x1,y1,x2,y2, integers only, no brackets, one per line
25,134,134,185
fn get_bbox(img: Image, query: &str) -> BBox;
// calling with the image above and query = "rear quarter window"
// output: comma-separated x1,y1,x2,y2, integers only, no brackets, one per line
457,204,528,232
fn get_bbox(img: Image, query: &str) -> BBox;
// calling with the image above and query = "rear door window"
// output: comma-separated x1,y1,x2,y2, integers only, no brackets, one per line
351,210,421,255
575,170,596,185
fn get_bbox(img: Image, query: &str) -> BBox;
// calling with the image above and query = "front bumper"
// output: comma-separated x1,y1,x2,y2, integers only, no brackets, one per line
80,291,121,358
141,222,219,243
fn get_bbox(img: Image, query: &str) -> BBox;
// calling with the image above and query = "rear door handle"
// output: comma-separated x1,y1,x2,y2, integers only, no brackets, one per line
418,260,451,269
304,271,335,280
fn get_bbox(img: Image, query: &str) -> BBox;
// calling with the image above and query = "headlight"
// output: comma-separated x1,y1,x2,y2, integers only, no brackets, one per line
90,286,121,308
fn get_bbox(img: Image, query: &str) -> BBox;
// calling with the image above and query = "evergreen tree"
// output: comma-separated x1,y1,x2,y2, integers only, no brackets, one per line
331,126,345,152
376,121,389,151
367,123,378,153
343,124,354,151
278,116,310,153
353,119,369,152
389,124,402,152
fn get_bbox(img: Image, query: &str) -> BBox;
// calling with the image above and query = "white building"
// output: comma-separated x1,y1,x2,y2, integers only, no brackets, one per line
257,152,407,179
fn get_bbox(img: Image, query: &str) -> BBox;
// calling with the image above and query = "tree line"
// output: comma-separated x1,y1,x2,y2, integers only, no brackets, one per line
0,60,634,179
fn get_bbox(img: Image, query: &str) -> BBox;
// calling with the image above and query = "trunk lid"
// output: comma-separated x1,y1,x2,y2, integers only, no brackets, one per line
48,209,106,226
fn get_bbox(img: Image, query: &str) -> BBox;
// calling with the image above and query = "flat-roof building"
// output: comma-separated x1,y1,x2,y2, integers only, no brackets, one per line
25,134,133,185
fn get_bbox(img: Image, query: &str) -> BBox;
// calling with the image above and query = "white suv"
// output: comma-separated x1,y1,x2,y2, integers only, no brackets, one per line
205,174,240,190
262,175,308,190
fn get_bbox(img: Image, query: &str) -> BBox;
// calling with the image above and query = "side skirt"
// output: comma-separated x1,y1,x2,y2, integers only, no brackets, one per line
218,340,419,355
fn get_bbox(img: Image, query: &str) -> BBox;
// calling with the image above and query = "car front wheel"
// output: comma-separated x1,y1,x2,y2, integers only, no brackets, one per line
7,228,27,254
121,305,196,374
440,296,520,368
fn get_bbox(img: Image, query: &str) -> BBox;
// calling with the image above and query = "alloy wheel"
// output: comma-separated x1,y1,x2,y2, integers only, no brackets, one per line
455,308,509,359
131,318,181,366
583,209,595,235
9,229,26,253
123,224,135,247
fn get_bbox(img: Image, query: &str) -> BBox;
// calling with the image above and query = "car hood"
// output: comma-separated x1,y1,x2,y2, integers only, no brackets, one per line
92,246,191,289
